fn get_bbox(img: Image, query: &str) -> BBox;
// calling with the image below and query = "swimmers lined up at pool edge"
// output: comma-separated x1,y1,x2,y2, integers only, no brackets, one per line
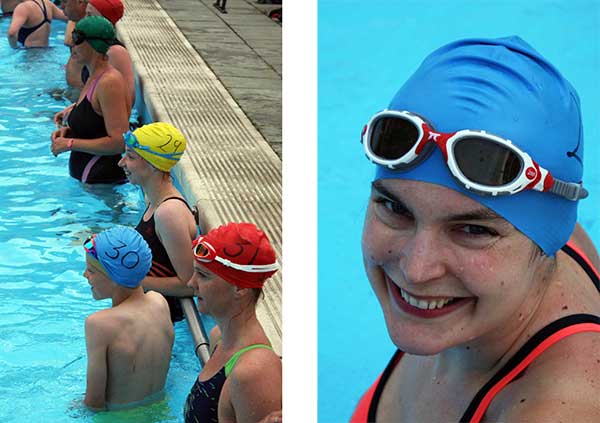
8,1,284,417
73,122,283,420
352,36,600,422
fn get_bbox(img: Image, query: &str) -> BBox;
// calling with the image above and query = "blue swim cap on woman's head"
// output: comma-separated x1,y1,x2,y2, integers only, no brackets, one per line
375,36,585,256
92,226,152,288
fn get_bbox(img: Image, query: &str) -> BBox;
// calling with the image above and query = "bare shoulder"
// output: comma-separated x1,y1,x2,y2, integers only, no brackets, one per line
145,290,171,312
85,309,120,340
97,69,126,94
230,347,282,382
490,330,600,420
155,198,192,221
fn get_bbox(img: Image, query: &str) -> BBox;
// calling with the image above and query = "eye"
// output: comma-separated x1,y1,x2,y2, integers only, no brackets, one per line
373,196,412,218
371,195,414,229
457,224,498,237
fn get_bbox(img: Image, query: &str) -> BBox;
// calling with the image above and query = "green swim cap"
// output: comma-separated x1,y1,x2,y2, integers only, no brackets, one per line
74,16,115,55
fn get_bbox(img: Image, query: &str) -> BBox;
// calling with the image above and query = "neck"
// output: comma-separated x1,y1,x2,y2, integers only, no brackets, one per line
111,285,143,307
86,57,109,79
142,175,177,206
216,302,264,349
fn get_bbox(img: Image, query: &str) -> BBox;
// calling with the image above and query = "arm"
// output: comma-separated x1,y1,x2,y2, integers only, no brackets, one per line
569,222,600,271
7,4,27,48
49,1,68,21
84,314,111,411
142,200,195,297
52,71,129,156
227,353,282,423
64,20,75,46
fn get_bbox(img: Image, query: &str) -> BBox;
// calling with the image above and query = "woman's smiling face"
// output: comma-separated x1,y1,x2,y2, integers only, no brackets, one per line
362,178,551,356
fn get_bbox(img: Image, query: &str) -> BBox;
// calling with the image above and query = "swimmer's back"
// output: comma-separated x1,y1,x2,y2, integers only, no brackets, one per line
87,291,174,406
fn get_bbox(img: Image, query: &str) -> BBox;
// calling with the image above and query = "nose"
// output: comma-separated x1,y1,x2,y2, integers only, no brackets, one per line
118,155,126,168
187,274,197,290
398,228,448,285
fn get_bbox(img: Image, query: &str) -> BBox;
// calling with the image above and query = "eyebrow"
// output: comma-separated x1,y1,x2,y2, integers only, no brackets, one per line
371,181,505,222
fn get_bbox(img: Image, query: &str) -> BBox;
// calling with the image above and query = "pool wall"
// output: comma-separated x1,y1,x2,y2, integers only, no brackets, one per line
118,0,283,354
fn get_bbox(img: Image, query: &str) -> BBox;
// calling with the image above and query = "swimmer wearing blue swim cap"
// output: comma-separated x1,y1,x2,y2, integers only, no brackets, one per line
81,225,173,411
358,36,600,423
84,225,152,289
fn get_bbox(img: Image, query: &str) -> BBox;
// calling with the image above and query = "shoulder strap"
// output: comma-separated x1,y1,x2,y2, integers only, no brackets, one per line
224,344,273,377
561,242,600,292
86,70,108,102
159,196,189,208
460,314,600,423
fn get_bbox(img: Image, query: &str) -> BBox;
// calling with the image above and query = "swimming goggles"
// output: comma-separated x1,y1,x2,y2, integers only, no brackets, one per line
83,234,98,259
123,131,184,160
192,237,279,273
71,29,111,46
362,110,588,201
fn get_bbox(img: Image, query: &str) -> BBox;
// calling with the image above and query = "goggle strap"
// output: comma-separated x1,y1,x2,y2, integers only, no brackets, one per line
215,256,279,273
549,179,588,201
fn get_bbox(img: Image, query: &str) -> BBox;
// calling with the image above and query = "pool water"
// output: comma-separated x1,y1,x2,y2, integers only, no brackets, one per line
318,1,600,421
0,20,202,422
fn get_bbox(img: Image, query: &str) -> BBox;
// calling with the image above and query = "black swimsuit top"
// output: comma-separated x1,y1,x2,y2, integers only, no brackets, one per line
17,0,50,45
67,71,126,184
183,344,273,423
135,196,193,323
353,242,600,423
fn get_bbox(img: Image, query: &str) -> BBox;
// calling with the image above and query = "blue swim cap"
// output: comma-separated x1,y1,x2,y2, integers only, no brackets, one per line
93,226,152,288
375,36,584,256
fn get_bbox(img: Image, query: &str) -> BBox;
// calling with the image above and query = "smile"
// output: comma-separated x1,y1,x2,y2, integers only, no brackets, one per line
385,274,474,318
399,287,456,310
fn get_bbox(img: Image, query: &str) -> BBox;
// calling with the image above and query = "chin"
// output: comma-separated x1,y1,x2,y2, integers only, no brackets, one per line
383,312,457,356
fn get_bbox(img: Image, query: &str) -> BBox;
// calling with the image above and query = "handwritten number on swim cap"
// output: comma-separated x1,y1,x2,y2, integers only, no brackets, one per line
157,135,183,153
223,242,261,265
121,251,140,269
105,241,126,259
104,241,141,269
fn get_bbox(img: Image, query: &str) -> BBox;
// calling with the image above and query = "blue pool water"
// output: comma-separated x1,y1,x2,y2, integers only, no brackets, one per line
318,1,600,421
0,20,201,422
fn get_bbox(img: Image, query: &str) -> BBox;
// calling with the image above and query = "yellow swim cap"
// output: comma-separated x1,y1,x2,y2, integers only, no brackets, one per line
125,122,187,172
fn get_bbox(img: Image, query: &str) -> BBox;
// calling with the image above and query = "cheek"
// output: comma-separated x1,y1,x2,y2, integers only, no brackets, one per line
362,207,399,266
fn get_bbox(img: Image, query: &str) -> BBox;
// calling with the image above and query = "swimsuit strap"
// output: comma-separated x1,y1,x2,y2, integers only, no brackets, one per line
224,344,273,377
562,242,600,292
32,0,50,23
460,313,600,423
86,70,109,103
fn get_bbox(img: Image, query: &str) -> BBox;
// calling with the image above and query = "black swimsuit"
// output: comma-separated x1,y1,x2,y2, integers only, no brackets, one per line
135,196,194,323
17,0,50,45
66,71,126,184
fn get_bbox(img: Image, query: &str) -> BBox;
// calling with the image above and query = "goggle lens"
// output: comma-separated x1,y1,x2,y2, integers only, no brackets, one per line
83,235,98,259
453,137,523,187
370,117,420,160
72,30,85,45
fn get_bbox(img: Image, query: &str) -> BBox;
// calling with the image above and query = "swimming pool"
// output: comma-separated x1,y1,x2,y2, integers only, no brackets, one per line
0,20,201,422
318,1,600,421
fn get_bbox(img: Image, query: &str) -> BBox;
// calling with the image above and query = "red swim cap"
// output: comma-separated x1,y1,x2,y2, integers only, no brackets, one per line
193,223,279,289
89,0,124,25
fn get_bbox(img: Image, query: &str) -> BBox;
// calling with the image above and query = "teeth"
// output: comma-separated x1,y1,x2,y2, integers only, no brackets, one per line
399,287,454,310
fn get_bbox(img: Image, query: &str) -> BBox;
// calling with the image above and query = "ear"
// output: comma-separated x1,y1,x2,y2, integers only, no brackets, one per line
233,286,250,299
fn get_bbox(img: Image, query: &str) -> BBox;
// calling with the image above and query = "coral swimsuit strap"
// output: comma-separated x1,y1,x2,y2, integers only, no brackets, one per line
460,313,600,423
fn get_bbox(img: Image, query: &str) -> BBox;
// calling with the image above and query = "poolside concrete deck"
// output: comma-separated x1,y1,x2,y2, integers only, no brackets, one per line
118,0,282,354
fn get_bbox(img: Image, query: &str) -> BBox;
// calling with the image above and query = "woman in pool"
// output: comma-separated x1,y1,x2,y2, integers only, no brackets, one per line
118,122,197,323
50,15,128,184
352,37,600,422
184,222,282,423
7,0,66,48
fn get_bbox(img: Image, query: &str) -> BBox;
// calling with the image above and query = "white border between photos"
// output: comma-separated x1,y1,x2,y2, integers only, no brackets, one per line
283,0,317,420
